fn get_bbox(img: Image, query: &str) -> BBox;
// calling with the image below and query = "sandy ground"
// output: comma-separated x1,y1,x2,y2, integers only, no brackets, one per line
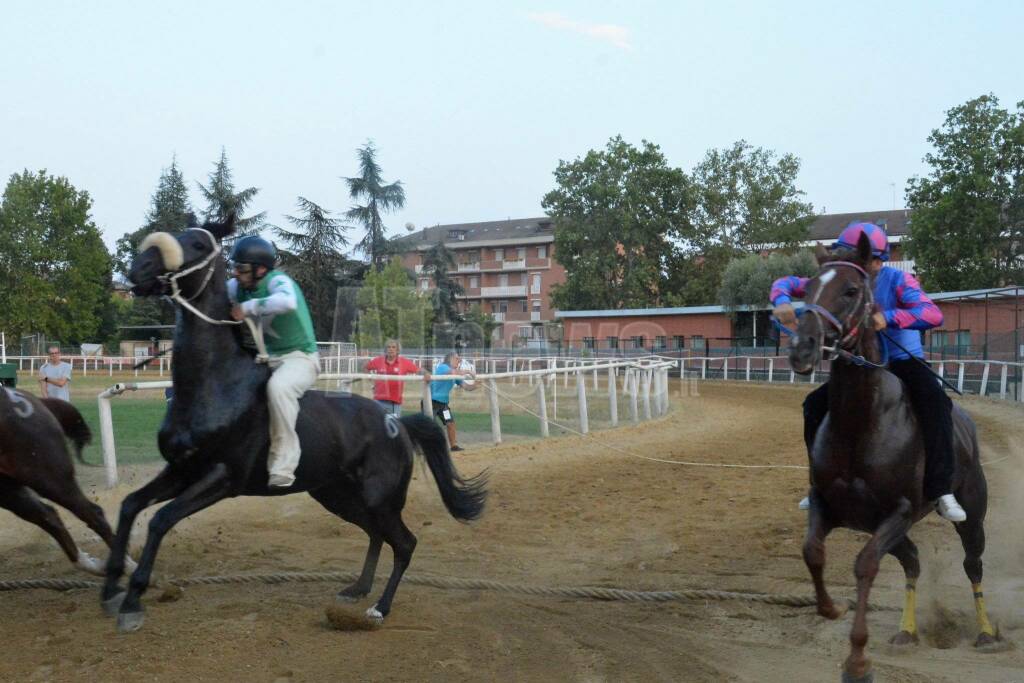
1,382,1023,683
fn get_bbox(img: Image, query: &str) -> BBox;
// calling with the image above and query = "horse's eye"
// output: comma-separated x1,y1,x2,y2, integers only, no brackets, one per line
192,240,206,250
843,286,858,297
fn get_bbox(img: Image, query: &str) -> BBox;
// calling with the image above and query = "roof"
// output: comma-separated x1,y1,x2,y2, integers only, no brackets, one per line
930,286,1024,302
807,209,911,241
392,216,554,249
558,304,764,318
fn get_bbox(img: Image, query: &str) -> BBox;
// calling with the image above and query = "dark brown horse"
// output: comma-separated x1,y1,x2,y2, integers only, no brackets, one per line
0,388,125,574
789,234,997,683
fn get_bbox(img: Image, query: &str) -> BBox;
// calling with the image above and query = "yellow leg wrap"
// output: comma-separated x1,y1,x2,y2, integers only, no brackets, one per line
972,583,996,636
898,579,918,635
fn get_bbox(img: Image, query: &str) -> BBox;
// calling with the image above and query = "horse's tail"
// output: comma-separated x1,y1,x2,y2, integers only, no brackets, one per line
399,413,488,522
40,398,92,464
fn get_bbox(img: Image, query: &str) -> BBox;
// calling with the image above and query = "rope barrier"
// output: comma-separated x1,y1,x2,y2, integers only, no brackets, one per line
0,570,898,612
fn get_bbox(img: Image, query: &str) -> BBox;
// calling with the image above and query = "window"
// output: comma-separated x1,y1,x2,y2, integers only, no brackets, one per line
419,279,429,291
532,300,541,311
518,326,531,339
655,336,666,350
691,335,706,351
929,331,945,349
498,301,508,313
538,245,547,259
469,276,479,288
955,330,971,348
517,247,526,260
447,230,466,240
494,248,504,261
583,337,596,350
606,336,619,350
499,273,509,287
631,335,645,349
531,273,541,294
672,335,685,350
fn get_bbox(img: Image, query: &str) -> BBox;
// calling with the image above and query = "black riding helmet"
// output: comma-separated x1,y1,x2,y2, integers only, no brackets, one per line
230,236,277,270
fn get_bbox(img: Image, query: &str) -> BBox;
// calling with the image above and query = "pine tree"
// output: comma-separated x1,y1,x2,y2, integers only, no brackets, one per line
422,239,464,324
273,197,351,339
114,157,194,274
197,147,265,247
343,141,406,272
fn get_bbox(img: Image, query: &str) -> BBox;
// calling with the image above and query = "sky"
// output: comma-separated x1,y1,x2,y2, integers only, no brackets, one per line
2,1,1022,255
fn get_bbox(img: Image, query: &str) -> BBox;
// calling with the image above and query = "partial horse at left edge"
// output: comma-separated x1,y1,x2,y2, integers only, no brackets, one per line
0,387,130,575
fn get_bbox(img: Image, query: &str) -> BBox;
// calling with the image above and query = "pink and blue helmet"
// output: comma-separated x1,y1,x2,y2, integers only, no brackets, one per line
833,222,889,261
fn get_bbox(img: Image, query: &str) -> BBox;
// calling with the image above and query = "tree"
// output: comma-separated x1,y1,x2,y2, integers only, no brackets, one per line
273,197,351,340
462,304,501,349
114,157,194,275
343,141,406,272
197,148,266,247
422,239,464,324
718,250,819,312
905,95,1024,290
355,258,433,350
543,136,691,310
673,141,814,303
0,170,115,344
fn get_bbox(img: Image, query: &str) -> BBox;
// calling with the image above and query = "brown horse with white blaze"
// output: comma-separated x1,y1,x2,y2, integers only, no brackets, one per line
789,233,999,683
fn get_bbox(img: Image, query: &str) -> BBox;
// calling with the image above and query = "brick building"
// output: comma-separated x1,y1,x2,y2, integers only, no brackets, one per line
393,217,566,347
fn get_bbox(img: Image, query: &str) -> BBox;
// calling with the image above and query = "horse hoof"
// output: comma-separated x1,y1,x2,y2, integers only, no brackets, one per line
841,670,873,683
889,630,918,647
975,632,1009,652
101,591,126,617
117,611,145,633
819,603,846,620
364,606,385,625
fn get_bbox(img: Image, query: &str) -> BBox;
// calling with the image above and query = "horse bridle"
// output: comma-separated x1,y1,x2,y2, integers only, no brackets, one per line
803,261,879,364
156,228,269,362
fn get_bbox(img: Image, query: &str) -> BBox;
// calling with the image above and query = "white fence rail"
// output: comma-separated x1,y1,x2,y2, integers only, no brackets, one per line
96,358,673,488
660,354,1024,402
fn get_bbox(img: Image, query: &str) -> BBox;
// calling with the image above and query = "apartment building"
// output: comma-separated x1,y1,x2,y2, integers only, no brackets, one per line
394,217,567,347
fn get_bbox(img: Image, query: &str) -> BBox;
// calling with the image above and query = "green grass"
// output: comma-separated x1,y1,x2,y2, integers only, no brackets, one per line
72,398,167,465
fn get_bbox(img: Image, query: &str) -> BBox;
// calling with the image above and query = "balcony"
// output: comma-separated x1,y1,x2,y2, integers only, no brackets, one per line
531,311,542,321
525,257,551,269
481,285,527,297
491,312,505,322
414,264,434,274
888,260,916,274
456,262,480,272
502,259,526,270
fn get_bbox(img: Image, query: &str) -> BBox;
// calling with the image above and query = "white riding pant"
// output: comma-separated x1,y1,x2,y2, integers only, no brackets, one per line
267,350,319,478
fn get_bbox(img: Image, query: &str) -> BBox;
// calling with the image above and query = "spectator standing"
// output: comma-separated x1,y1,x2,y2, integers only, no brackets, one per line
38,346,72,401
430,351,478,451
366,339,431,416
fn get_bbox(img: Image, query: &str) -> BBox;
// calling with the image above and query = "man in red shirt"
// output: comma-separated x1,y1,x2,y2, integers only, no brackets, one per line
365,339,431,416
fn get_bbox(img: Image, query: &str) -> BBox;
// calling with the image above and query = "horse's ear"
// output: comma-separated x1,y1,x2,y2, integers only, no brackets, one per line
856,231,872,266
204,212,237,241
815,243,830,265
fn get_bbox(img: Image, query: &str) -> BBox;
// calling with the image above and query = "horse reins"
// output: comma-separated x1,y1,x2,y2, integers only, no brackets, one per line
156,228,269,362
801,261,887,368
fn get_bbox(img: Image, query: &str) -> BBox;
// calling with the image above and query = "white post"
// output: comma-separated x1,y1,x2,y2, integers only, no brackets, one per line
421,377,432,416
592,363,599,391
576,372,589,434
701,358,706,380
608,364,618,427
1000,364,1008,399
98,395,118,488
938,362,944,379
511,358,517,386
629,370,639,423
957,363,965,394
642,370,652,420
745,357,751,382
980,363,990,396
564,360,570,388
552,372,558,420
810,369,816,384
661,368,670,415
488,379,501,445
537,380,549,437
768,358,774,383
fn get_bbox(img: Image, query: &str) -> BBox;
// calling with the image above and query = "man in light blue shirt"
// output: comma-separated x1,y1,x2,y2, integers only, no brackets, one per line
429,351,477,451
38,346,72,402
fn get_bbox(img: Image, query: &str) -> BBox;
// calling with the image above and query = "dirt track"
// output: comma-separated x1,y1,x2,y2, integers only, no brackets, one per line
2,382,1023,682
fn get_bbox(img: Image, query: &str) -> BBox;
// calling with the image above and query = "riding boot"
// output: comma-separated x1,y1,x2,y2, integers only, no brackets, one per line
888,358,962,518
